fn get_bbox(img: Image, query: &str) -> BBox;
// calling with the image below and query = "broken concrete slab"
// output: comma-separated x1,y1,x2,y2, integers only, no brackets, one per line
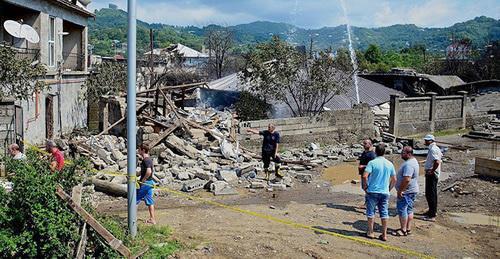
165,135,198,158
268,183,287,191
182,179,208,192
216,169,238,182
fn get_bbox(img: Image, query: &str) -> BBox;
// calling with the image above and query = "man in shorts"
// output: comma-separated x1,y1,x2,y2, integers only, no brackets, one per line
136,144,156,224
394,146,419,236
362,143,396,241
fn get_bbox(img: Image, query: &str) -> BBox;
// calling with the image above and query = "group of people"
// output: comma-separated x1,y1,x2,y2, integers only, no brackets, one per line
248,123,444,242
8,140,64,172
358,135,442,241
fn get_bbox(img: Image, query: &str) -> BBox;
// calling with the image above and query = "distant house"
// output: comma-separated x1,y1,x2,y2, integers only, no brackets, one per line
359,68,465,96
144,43,208,68
0,0,94,153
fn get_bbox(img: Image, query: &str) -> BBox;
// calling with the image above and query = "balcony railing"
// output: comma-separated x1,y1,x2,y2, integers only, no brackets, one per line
62,52,85,71
1,44,40,62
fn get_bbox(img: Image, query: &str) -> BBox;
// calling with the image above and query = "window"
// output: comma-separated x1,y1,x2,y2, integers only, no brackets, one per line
48,16,55,67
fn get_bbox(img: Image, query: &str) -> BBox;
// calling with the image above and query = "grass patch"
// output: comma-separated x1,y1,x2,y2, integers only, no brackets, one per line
406,128,469,139
97,215,182,258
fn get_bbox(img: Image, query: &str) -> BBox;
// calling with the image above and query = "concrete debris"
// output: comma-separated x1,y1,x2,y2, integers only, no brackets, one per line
182,179,208,192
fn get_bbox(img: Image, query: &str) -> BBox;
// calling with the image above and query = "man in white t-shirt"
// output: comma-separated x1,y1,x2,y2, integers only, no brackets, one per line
423,134,442,222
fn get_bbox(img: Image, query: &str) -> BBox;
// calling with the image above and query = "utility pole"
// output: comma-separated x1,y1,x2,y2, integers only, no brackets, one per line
127,0,137,238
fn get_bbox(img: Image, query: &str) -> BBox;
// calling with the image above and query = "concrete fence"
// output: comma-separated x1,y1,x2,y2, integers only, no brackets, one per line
389,91,467,136
238,104,375,149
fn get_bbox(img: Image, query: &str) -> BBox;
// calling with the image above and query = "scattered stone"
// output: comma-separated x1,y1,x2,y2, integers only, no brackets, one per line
250,181,266,189
295,173,313,183
351,179,360,184
182,179,208,192
269,183,286,191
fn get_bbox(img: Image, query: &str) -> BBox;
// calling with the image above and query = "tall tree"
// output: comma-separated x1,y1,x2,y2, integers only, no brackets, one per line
205,28,234,79
242,36,352,117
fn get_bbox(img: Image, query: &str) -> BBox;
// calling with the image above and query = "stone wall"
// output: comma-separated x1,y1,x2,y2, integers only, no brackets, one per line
239,104,375,150
0,100,16,156
389,92,467,136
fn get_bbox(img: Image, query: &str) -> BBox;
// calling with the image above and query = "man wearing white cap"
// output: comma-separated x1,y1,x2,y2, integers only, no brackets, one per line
423,134,442,221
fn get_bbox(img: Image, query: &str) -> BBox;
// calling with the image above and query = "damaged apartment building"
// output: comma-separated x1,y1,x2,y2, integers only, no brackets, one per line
0,0,94,154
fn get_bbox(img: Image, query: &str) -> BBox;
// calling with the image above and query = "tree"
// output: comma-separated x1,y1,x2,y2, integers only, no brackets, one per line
0,46,46,101
364,44,383,64
84,62,127,101
205,28,234,79
242,36,352,117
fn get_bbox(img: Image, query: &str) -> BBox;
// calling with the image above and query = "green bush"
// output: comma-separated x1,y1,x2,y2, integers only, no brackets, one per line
0,148,85,258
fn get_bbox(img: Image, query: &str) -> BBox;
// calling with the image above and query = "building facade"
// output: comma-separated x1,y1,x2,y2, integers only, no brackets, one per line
0,0,93,153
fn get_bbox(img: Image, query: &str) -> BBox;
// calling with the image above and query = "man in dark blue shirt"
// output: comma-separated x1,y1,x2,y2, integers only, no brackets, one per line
358,139,376,208
247,123,282,182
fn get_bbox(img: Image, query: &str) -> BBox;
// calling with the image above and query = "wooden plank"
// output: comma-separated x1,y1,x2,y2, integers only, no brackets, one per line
147,123,179,148
75,223,87,259
475,157,500,178
56,186,132,258
159,89,192,137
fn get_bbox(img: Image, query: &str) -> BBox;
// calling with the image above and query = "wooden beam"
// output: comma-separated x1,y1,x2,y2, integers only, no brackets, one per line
95,103,148,137
158,89,192,137
56,187,132,258
147,122,179,148
125,82,207,96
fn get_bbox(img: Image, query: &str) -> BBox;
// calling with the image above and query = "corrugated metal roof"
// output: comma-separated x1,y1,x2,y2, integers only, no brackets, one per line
206,73,405,111
144,43,208,58
324,77,405,110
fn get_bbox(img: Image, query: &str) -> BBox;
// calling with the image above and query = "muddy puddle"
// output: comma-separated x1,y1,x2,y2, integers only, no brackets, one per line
449,212,500,227
322,157,426,185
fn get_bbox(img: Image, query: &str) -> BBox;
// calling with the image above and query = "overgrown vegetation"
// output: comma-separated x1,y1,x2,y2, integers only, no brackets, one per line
0,148,85,258
0,148,181,258
0,46,47,101
235,91,271,121
84,62,127,101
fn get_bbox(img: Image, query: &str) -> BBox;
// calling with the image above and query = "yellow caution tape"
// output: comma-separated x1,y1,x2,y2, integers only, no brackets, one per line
21,139,434,258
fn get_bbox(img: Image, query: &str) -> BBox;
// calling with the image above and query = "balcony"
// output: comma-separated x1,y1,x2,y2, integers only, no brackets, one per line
62,51,84,71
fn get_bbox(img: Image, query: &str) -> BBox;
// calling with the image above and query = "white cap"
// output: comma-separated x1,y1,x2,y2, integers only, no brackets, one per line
423,134,435,141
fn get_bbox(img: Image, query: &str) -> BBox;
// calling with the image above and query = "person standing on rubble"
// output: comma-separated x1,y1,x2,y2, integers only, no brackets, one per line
46,140,64,172
362,143,396,241
422,134,442,222
136,144,156,225
247,123,283,182
358,139,376,208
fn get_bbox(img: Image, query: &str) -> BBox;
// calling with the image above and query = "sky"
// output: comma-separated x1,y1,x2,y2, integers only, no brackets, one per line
89,0,500,28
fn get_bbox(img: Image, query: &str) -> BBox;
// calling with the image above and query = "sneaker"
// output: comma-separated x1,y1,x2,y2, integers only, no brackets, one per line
422,216,436,222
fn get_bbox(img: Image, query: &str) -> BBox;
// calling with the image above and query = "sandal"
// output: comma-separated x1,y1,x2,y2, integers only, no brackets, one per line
146,219,157,225
392,229,407,236
378,235,387,242
406,229,412,235
365,233,376,239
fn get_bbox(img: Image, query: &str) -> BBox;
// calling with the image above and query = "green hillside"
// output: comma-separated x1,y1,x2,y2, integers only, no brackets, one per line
89,8,500,56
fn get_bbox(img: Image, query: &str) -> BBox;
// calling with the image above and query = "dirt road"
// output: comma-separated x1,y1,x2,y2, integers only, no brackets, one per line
99,134,499,258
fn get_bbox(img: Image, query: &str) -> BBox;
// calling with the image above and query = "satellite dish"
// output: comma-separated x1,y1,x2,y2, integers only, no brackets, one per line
3,20,22,38
20,24,40,43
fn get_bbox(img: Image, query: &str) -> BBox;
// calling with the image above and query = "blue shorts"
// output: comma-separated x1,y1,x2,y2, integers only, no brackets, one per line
365,192,389,219
397,193,416,218
136,180,155,206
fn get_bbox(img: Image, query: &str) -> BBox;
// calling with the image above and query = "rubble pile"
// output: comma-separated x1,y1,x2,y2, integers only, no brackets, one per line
69,108,327,196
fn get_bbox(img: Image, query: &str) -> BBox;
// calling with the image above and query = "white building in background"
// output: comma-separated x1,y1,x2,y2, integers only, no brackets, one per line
144,43,209,68
0,0,94,154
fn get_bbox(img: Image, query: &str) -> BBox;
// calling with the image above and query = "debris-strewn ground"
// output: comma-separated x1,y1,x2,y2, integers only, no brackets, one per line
93,133,499,258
